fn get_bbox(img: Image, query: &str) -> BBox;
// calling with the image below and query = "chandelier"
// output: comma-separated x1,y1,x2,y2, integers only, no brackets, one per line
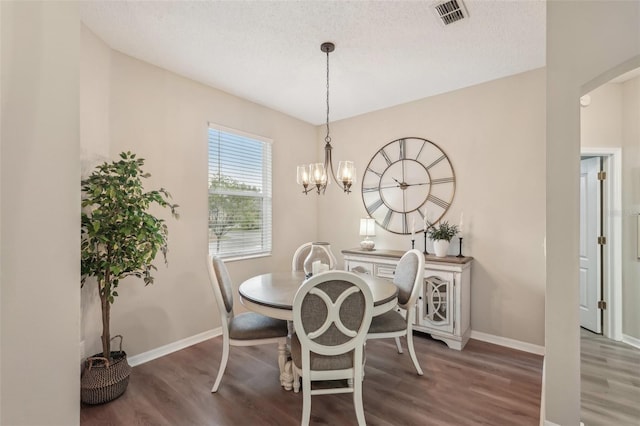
297,42,355,195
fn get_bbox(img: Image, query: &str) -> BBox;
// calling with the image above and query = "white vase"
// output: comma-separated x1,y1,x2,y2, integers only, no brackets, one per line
432,239,450,257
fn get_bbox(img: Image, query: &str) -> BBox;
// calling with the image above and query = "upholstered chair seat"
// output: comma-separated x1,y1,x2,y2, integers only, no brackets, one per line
367,310,407,334
229,312,289,340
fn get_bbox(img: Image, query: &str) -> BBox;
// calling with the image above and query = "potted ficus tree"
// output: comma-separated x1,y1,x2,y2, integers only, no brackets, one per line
427,220,459,257
80,151,179,404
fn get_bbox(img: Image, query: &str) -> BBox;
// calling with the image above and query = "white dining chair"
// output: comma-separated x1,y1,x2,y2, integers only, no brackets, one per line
207,255,289,392
291,242,336,272
291,271,373,426
366,249,425,375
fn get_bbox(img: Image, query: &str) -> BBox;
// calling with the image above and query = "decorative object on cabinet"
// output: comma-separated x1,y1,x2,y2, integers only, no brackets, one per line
296,42,355,195
367,249,425,375
427,220,459,257
457,212,465,257
359,218,376,251
302,242,337,278
342,248,472,350
81,151,179,404
361,137,455,234
292,242,336,272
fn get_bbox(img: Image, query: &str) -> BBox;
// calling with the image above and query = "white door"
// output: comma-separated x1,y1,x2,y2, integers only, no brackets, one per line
579,157,601,333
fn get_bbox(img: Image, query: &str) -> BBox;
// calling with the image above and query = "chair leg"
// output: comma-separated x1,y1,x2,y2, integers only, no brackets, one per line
394,336,403,354
301,375,312,426
212,336,230,392
406,331,424,376
353,367,366,426
292,364,301,393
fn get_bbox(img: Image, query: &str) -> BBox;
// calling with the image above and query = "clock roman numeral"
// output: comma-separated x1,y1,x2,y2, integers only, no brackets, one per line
416,140,427,160
425,154,446,170
399,139,406,160
362,187,378,193
366,167,383,178
402,213,408,234
382,209,393,229
366,198,384,214
431,177,454,185
427,194,450,209
380,149,392,166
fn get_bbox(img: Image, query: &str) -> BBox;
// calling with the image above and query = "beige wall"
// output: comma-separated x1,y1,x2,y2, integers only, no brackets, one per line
80,43,319,358
546,1,640,425
319,69,547,347
1,1,80,425
580,77,640,341
581,83,623,149
80,24,112,358
621,75,640,339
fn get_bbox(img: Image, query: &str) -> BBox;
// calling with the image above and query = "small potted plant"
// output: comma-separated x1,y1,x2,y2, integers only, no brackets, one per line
80,151,179,404
427,220,459,257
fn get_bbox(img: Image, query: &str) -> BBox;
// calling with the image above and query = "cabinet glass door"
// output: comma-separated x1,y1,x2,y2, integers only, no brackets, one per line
422,273,455,334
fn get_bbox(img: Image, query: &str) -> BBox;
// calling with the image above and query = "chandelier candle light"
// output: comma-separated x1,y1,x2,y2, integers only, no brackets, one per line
297,42,355,195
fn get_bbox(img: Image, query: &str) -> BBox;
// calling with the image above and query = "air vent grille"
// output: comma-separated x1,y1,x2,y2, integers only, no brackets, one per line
432,0,468,25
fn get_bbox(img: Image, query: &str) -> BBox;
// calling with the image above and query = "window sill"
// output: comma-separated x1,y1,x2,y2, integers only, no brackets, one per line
217,252,272,263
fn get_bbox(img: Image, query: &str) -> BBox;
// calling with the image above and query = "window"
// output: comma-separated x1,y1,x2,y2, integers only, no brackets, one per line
208,124,272,259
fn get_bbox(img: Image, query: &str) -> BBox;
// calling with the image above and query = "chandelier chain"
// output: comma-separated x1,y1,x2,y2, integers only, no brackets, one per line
296,41,353,195
325,48,331,144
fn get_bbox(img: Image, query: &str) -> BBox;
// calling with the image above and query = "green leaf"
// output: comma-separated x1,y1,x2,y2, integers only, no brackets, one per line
81,151,179,354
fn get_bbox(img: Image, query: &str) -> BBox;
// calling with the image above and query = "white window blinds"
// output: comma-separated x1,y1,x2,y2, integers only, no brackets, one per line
208,124,272,259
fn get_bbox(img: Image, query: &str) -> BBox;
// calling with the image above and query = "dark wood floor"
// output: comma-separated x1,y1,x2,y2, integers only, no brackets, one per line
81,332,543,425
580,329,640,426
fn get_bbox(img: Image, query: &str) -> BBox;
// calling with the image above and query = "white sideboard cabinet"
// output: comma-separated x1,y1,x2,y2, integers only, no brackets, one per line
342,248,473,350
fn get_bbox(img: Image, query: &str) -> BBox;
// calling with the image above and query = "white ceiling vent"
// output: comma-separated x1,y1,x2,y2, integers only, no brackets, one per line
432,0,469,26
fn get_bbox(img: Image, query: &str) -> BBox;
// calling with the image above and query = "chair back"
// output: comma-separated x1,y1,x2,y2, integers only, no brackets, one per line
207,255,235,327
292,242,336,272
292,243,312,272
293,271,373,358
393,249,425,310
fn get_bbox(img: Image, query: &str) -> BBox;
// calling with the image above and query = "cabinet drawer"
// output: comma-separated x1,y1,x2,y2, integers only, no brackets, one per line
375,264,396,279
346,261,373,275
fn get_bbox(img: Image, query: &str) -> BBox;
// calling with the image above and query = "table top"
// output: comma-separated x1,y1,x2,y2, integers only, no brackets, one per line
239,271,398,311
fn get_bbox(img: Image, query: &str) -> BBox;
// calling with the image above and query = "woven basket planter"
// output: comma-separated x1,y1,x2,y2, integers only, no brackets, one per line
81,335,131,405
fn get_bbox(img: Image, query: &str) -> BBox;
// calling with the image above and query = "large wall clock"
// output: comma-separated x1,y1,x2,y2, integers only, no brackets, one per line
361,137,456,235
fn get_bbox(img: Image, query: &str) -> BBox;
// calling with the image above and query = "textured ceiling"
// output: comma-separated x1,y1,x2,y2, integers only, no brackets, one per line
80,0,546,125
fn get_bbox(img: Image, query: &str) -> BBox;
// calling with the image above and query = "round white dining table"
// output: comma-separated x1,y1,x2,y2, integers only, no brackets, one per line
238,271,398,321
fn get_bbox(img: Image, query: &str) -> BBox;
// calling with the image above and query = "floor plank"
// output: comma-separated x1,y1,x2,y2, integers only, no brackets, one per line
81,332,543,425
580,329,640,426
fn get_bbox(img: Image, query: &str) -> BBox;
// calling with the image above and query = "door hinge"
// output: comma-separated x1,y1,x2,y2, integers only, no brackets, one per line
598,236,607,245
597,300,607,310
597,171,607,181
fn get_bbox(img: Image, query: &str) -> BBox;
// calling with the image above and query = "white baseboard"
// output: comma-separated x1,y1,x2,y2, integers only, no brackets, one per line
544,421,561,426
470,330,545,355
622,333,640,350
128,327,222,367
